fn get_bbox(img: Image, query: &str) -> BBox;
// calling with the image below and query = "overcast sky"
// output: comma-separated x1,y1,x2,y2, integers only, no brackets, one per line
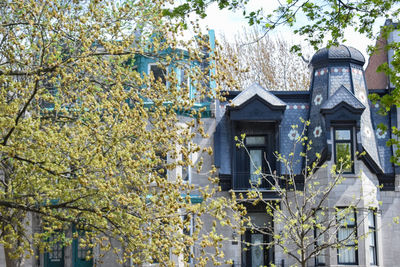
192,0,386,66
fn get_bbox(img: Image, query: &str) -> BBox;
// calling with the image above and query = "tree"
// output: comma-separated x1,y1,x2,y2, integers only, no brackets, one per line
0,1,230,266
233,123,375,267
217,28,310,91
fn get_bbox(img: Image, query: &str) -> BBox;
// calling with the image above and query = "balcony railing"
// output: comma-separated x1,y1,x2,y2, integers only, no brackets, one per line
233,172,276,190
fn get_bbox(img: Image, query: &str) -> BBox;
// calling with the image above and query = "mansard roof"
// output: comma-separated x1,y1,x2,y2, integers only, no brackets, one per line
310,45,365,67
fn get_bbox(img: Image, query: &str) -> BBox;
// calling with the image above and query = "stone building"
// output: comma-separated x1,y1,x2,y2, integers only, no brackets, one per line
212,42,400,266
3,27,400,267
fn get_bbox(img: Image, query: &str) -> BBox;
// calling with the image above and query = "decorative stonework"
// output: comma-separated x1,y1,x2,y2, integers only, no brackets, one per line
314,94,323,105
313,126,322,138
364,127,372,138
288,129,299,140
376,128,387,139
314,68,328,76
357,91,367,104
352,68,363,75
331,67,349,73
286,105,309,110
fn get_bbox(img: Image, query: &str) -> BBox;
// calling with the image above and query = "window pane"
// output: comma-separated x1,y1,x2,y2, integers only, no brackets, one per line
315,209,324,224
181,67,188,88
337,211,356,226
335,129,351,140
336,143,352,171
249,149,262,183
182,166,188,181
369,232,375,246
338,247,356,264
48,235,63,261
368,210,375,228
150,65,166,85
77,236,90,260
370,246,376,265
251,234,264,267
248,213,272,228
246,136,265,145
338,228,355,245
316,254,325,265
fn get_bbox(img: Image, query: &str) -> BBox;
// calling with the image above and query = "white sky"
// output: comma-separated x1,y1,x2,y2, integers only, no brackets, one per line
189,0,387,66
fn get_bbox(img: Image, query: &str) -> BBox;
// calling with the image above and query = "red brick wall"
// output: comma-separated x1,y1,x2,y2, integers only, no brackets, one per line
365,36,388,90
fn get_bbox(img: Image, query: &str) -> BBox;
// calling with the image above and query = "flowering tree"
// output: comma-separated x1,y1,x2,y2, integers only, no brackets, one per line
234,122,375,267
0,1,231,266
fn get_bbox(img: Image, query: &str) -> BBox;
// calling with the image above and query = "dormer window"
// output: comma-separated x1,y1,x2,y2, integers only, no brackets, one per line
334,128,354,173
233,122,275,190
246,136,266,185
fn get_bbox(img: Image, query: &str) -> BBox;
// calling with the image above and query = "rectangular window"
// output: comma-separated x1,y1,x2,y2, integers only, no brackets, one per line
182,215,194,263
368,209,378,265
334,128,354,173
241,213,273,267
180,66,194,99
337,208,358,265
233,123,275,190
182,143,191,182
149,63,166,85
155,152,167,179
246,136,266,185
314,210,326,266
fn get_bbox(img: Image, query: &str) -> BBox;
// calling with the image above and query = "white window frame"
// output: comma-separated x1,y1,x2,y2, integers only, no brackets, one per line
337,207,358,265
368,209,378,265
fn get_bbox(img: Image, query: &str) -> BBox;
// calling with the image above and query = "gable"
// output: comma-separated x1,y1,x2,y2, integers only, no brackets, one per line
229,96,286,121
320,85,365,114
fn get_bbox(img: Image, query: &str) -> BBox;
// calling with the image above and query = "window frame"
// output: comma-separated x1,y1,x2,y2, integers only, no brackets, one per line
180,65,193,99
245,135,267,186
182,214,194,264
233,122,276,190
336,207,358,265
333,127,354,174
368,209,378,266
182,142,192,183
314,209,326,266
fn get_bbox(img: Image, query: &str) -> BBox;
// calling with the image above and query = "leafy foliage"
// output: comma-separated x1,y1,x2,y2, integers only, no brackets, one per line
0,0,232,266
169,0,400,163
234,122,375,267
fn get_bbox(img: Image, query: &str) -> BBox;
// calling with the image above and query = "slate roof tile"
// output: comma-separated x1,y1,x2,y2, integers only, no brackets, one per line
320,85,365,111
231,83,287,107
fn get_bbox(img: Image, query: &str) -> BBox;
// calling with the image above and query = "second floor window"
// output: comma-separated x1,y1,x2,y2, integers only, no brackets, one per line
233,122,275,190
149,63,166,86
246,136,266,185
334,128,354,173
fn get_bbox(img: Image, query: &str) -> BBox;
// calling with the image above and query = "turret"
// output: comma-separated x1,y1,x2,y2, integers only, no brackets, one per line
307,45,382,173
